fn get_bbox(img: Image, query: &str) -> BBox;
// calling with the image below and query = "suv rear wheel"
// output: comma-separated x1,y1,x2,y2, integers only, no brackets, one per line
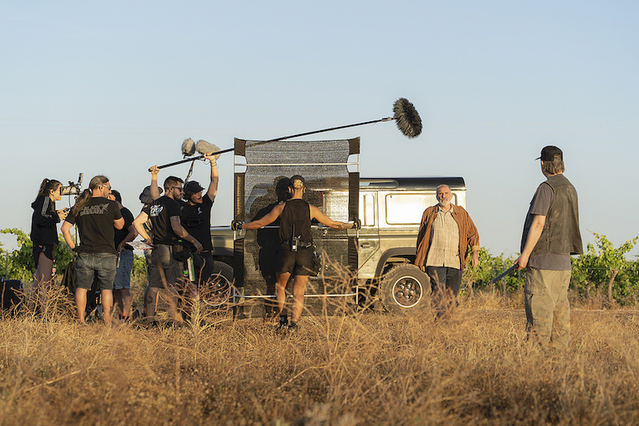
379,264,431,313
205,261,234,308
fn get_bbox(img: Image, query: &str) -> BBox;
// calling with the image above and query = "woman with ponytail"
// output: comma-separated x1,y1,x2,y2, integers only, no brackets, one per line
30,178,67,299
239,175,355,332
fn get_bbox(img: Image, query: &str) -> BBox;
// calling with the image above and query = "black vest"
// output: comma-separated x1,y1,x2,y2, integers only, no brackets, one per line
521,174,583,256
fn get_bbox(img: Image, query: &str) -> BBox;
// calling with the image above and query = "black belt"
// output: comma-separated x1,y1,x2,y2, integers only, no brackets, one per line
283,241,313,249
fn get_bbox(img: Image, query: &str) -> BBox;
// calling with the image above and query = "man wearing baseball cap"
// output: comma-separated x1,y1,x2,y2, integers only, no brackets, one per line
180,153,219,287
515,145,583,349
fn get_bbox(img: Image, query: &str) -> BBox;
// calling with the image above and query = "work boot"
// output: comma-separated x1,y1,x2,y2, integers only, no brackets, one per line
276,315,288,332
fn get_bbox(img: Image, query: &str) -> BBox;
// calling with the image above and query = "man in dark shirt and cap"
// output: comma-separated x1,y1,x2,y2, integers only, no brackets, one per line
516,146,583,349
180,153,218,288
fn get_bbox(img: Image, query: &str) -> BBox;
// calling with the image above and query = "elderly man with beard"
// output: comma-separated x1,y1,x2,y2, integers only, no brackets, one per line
415,184,480,308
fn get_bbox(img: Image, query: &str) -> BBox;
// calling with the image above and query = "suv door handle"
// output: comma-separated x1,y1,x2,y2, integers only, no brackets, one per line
360,242,372,248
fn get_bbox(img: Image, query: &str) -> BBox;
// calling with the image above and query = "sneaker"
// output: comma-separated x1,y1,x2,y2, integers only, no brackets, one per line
287,322,299,333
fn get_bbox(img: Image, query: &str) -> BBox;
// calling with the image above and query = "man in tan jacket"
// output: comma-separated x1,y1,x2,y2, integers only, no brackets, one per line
415,185,480,302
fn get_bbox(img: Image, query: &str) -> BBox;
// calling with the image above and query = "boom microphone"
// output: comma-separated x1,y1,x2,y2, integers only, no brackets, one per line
153,97,423,170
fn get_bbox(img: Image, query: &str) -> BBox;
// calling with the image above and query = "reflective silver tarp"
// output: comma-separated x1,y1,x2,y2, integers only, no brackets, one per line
233,138,359,317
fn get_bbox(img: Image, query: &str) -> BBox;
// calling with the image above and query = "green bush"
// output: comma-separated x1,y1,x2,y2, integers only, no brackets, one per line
3,227,639,305
1,228,76,281
571,232,639,304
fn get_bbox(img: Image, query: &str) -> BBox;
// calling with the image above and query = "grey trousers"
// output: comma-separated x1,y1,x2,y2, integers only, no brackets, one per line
525,268,572,349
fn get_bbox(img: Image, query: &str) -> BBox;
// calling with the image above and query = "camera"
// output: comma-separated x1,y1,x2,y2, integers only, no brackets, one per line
61,173,83,196
61,186,79,196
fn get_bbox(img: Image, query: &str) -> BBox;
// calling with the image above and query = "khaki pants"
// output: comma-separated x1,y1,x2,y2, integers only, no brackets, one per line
524,268,571,349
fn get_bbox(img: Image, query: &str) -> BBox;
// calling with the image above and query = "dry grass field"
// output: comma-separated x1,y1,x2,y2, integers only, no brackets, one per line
1,290,639,425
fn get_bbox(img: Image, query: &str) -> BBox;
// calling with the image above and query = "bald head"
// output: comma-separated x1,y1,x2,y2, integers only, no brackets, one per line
436,185,453,208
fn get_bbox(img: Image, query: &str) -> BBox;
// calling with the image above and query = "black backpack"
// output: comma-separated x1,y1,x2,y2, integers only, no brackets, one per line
1,279,22,312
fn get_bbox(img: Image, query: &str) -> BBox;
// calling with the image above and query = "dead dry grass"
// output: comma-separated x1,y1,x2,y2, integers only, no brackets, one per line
2,290,639,425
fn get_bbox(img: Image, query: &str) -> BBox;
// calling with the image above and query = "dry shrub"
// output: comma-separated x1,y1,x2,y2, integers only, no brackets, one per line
2,279,75,323
1,285,639,424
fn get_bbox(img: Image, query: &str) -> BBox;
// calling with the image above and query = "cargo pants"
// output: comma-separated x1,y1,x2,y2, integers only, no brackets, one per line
524,268,571,349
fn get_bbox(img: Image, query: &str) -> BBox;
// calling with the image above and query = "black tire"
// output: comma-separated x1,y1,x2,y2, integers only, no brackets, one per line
210,261,233,286
204,261,234,308
379,264,431,313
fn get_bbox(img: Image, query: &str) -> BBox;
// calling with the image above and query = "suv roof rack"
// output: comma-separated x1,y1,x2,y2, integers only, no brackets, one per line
360,177,465,190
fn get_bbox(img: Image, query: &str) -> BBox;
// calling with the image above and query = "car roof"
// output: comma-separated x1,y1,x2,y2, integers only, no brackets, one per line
360,177,465,190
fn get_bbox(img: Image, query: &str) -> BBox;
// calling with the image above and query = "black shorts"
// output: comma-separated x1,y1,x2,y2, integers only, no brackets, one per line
279,247,314,276
32,244,55,267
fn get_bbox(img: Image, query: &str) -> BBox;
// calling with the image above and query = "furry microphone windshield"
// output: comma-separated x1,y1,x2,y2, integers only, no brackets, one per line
393,98,422,138
195,140,221,160
181,138,195,157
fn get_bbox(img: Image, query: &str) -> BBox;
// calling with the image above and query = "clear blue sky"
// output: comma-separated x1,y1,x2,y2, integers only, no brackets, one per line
1,1,638,256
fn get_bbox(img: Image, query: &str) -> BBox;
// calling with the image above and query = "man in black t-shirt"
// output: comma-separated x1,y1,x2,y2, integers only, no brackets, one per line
180,153,218,287
133,173,202,320
61,175,124,324
110,190,137,321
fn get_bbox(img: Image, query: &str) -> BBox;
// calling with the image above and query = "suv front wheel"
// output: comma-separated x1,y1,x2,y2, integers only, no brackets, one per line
379,264,431,313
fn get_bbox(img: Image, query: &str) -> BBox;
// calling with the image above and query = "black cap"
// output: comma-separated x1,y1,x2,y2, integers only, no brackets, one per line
139,185,163,204
536,145,563,161
184,180,205,196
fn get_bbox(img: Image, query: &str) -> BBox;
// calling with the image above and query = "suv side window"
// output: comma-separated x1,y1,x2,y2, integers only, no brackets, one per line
384,192,457,225
360,193,375,226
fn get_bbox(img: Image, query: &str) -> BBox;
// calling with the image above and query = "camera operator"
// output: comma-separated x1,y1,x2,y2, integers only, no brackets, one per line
133,170,203,321
180,154,218,288
30,178,67,309
61,176,124,325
